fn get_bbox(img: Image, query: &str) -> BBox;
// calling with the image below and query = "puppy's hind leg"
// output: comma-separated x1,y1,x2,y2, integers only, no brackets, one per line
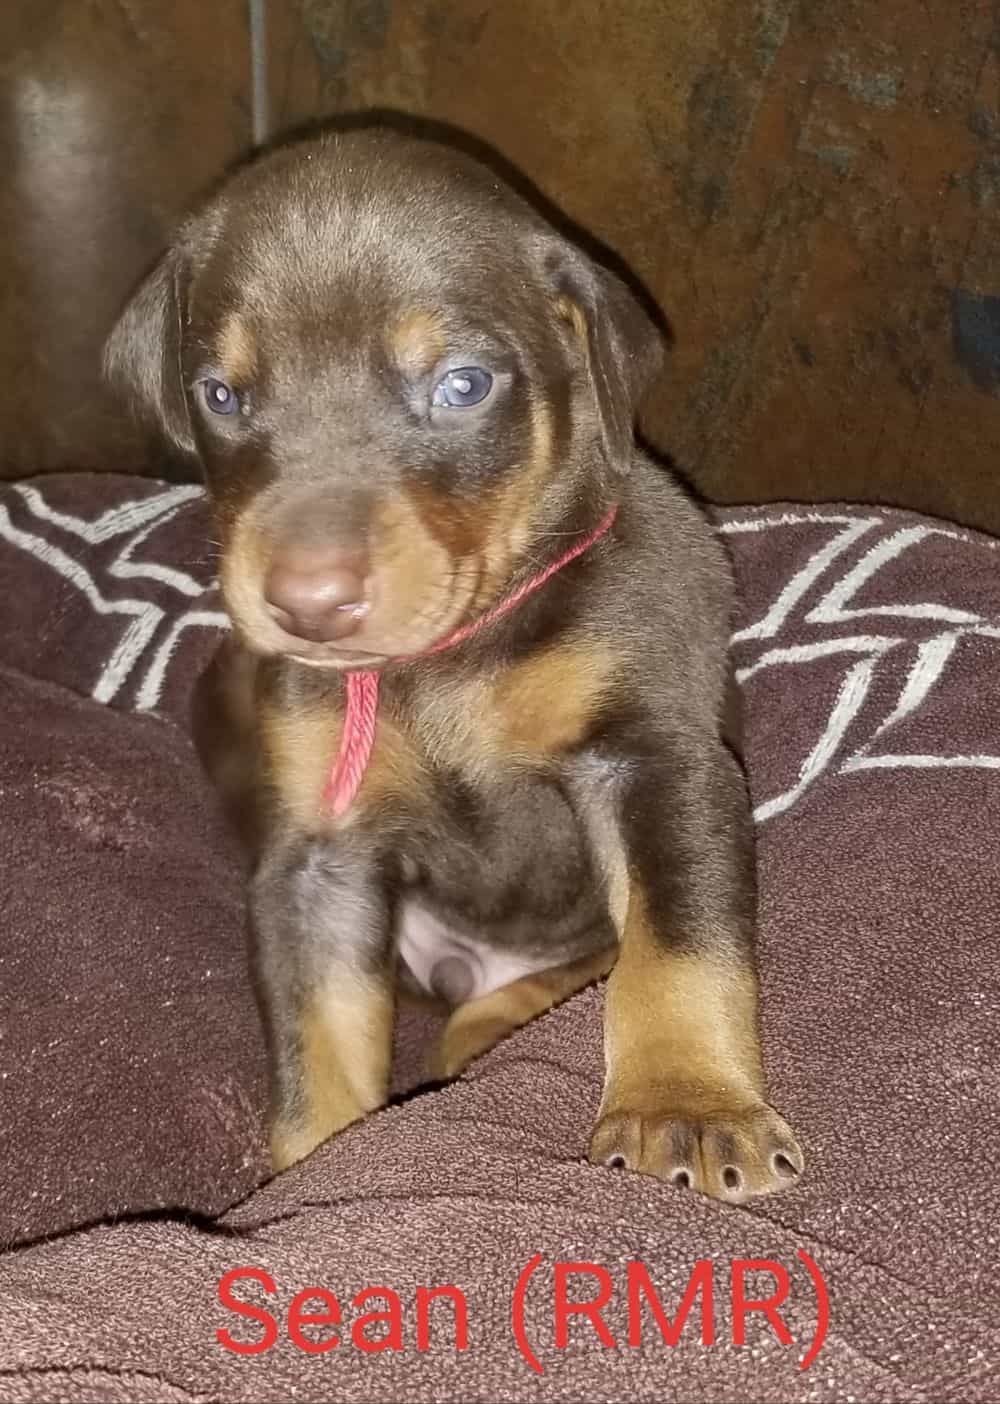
430,946,616,1081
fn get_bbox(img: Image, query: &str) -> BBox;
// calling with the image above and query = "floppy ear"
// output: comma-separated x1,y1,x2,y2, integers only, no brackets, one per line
103,245,195,455
552,250,665,473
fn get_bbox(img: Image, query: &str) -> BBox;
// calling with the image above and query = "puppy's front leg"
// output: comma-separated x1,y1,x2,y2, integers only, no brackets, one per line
589,734,803,1202
252,833,394,1172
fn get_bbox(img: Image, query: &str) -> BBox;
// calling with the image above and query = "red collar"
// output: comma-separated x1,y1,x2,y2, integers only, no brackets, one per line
323,505,617,815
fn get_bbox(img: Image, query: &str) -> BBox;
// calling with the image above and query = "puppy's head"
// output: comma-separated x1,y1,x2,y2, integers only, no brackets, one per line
105,129,663,667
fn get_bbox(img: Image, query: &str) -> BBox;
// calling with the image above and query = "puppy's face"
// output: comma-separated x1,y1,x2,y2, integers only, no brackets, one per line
106,131,662,666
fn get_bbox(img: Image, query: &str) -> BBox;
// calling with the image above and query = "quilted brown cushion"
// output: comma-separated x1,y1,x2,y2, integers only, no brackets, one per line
0,474,997,1401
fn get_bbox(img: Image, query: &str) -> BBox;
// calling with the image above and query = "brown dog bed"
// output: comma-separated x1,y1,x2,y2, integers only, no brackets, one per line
1,474,997,1401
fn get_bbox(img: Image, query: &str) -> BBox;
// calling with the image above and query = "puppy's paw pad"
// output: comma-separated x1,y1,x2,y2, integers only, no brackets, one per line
590,1102,803,1203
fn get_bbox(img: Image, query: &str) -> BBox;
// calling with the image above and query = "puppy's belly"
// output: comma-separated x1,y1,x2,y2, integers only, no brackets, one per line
395,899,558,1005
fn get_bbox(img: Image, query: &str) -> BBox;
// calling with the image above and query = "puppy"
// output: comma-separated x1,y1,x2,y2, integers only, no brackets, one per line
105,126,803,1202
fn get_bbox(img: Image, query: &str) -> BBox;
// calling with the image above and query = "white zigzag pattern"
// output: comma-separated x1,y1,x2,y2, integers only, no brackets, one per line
720,511,1000,821
3,489,998,817
0,485,228,710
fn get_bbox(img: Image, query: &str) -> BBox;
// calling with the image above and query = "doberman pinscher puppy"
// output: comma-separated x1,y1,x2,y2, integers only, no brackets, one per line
104,126,803,1202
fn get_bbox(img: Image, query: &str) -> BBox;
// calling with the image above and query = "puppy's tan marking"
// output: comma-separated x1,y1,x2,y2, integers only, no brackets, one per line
368,491,465,653
405,480,486,560
389,307,446,375
601,889,765,1110
220,512,274,644
407,673,495,780
431,946,616,1080
408,640,614,783
494,640,616,758
479,398,558,602
261,695,425,830
216,310,257,383
353,708,427,819
260,698,339,828
555,293,589,346
404,398,560,610
270,974,394,1171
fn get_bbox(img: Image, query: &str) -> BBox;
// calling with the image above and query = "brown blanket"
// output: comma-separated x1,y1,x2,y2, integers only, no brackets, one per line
1,475,997,1401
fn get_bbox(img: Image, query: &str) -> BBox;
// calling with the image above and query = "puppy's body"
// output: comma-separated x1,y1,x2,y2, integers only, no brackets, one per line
216,460,728,995
107,127,803,1202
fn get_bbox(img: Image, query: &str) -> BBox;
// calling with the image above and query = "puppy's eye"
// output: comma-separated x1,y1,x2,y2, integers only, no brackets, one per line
202,378,239,415
432,366,493,409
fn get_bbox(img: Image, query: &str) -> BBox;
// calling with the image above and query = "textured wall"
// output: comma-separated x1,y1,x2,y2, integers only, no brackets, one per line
2,2,998,530
268,0,1000,530
0,1,250,478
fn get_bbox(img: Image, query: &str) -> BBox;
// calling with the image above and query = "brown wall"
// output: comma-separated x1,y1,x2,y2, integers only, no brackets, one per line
3,2,998,530
0,1,250,479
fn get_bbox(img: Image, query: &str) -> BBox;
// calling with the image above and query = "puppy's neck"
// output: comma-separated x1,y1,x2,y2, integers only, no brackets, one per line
324,505,619,816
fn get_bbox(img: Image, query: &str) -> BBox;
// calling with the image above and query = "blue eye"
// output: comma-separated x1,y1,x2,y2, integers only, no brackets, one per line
432,366,493,409
202,378,238,415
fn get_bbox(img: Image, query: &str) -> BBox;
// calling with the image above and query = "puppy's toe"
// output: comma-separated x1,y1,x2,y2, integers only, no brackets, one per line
695,1105,804,1201
590,1100,803,1203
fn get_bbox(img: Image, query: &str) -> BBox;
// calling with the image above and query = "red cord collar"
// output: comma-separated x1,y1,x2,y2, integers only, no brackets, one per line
323,505,617,815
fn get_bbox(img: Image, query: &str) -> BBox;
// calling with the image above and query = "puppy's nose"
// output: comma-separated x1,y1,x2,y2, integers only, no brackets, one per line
264,548,369,643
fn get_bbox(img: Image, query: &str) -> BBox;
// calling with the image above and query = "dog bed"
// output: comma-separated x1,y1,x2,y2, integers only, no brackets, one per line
0,473,996,1402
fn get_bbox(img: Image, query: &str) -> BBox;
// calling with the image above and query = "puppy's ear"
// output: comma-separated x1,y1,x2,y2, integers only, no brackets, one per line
103,244,195,455
551,248,665,472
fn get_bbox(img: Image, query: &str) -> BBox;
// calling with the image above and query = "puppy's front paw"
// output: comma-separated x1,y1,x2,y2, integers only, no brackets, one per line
269,1100,368,1173
589,1097,803,1203
269,1120,329,1173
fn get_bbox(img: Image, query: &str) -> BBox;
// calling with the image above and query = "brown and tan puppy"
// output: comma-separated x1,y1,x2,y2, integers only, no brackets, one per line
105,126,803,1202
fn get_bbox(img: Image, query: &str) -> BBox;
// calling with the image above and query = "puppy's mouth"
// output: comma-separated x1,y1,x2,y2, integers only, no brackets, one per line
274,601,383,669
284,611,390,672
222,564,485,672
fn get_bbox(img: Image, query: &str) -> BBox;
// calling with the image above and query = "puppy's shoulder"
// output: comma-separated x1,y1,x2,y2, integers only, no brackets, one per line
590,453,735,712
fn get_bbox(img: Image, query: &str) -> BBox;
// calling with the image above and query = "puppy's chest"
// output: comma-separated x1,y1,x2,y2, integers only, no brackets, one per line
264,640,617,829
403,759,589,904
403,641,616,777
393,764,606,1002
389,677,614,992
264,657,616,998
